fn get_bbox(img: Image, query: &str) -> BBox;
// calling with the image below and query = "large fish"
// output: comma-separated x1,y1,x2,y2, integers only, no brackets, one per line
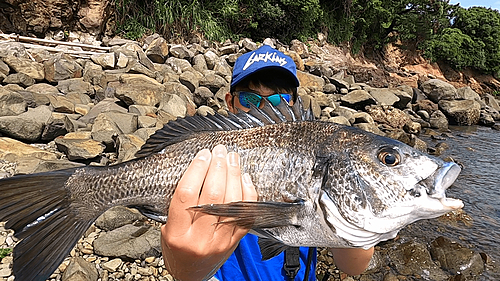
0,98,463,281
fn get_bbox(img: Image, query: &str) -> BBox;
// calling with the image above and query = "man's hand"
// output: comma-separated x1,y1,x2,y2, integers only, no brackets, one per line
161,145,258,281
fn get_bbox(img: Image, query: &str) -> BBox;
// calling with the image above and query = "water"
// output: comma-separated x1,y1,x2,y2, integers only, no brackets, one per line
400,125,500,279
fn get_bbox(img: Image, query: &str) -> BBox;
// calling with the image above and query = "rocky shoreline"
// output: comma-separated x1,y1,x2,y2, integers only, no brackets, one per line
0,33,499,281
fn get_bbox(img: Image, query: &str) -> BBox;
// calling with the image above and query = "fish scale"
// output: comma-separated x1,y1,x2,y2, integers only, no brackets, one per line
0,98,463,281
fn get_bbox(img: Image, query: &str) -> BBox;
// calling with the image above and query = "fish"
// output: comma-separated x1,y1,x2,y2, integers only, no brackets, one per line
0,97,463,281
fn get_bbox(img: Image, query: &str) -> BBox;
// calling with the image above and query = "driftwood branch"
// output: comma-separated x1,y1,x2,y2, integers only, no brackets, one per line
0,34,111,52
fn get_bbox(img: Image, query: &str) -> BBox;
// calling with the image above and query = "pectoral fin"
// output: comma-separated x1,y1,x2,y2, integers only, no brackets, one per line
257,237,290,260
188,200,305,229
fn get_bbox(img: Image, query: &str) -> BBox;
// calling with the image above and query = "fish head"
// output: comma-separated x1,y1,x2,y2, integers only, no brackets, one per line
320,129,463,243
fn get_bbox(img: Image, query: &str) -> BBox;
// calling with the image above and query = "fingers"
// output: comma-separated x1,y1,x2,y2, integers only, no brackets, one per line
223,152,243,203
232,173,258,241
166,149,211,235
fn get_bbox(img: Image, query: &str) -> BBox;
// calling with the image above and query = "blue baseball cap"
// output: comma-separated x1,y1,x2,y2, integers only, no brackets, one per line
230,45,299,91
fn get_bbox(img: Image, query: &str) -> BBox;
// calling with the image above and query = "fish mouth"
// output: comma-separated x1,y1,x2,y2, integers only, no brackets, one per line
421,161,463,210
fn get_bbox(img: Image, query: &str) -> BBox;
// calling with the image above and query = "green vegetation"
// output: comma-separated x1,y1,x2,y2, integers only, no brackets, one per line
114,0,500,75
0,248,12,259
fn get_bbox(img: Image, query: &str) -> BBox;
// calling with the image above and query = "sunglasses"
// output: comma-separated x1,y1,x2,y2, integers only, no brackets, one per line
236,91,292,108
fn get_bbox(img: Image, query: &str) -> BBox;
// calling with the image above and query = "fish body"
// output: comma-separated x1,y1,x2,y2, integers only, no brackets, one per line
0,98,463,280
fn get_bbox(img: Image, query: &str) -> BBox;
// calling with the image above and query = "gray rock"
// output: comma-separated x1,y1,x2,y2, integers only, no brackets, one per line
57,78,93,95
0,114,44,142
55,137,105,160
169,44,194,60
354,123,385,136
367,88,400,106
93,224,161,260
366,105,413,130
200,71,228,93
129,105,157,116
44,53,83,82
430,236,484,279
203,50,218,70
15,157,84,174
159,94,187,118
239,38,257,51
340,89,376,110
193,86,214,105
0,59,10,76
332,106,357,124
95,206,145,231
3,56,44,81
62,257,98,281
213,59,232,78
3,72,35,87
456,86,480,101
352,112,375,124
438,99,481,126
429,110,449,130
41,113,75,141
138,115,157,128
166,57,192,74
179,70,200,92
134,127,158,142
79,98,127,124
0,90,26,116
328,116,350,126
421,79,459,103
192,54,208,72
483,93,500,111
328,77,350,90
91,113,122,147
82,61,104,86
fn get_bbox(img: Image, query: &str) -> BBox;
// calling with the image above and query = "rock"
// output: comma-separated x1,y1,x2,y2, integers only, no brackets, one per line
366,105,413,130
421,79,459,103
159,94,187,118
354,123,385,136
25,83,60,95
456,86,480,101
95,206,145,231
483,93,500,111
0,59,10,76
0,90,27,116
0,115,44,142
192,54,208,72
328,116,351,125
479,111,495,126
3,72,35,87
79,98,128,124
41,114,74,141
57,78,93,95
340,89,376,110
387,240,449,280
3,56,45,81
55,137,105,160
166,57,192,74
352,112,375,124
413,99,439,115
82,61,104,86
145,37,169,63
62,257,98,281
367,88,400,106
169,44,194,60
204,50,218,70
179,70,201,93
0,137,58,161
296,70,325,91
193,86,215,105
129,105,157,116
429,110,449,130
199,71,228,93
438,99,481,126
90,53,115,69
44,53,83,82
90,113,122,147
332,106,357,124
15,157,84,174
93,224,162,260
47,94,75,113
111,74,165,106
116,133,144,163
138,115,157,128
430,236,484,278
101,258,123,272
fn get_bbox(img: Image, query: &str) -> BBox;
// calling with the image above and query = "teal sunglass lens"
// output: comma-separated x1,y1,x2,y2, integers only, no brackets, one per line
239,92,262,108
267,94,292,106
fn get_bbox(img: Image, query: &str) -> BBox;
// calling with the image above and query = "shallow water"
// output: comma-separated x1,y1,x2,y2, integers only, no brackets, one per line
400,125,500,280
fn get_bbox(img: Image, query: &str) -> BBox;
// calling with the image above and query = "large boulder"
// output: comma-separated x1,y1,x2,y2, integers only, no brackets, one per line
438,99,481,126
421,79,459,103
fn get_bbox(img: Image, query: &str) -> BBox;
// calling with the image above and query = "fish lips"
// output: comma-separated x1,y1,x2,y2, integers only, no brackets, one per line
418,161,464,210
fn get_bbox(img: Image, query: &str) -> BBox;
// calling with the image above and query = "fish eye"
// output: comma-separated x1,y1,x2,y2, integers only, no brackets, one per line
378,149,401,167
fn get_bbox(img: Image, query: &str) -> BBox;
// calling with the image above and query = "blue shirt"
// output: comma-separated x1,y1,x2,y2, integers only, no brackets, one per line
214,233,317,281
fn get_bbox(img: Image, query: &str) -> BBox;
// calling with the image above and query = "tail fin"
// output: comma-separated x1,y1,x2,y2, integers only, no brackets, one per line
0,169,94,281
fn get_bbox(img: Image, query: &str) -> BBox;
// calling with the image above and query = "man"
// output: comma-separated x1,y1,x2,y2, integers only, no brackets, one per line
161,45,374,281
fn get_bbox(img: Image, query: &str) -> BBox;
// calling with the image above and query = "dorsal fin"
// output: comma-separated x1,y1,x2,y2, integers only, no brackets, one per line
135,96,313,158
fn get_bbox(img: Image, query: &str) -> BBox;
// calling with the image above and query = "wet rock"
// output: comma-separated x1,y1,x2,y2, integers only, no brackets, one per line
62,257,98,281
421,79,459,103
95,206,145,231
430,236,484,278
388,240,450,280
438,99,481,126
93,224,161,260
429,110,449,130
